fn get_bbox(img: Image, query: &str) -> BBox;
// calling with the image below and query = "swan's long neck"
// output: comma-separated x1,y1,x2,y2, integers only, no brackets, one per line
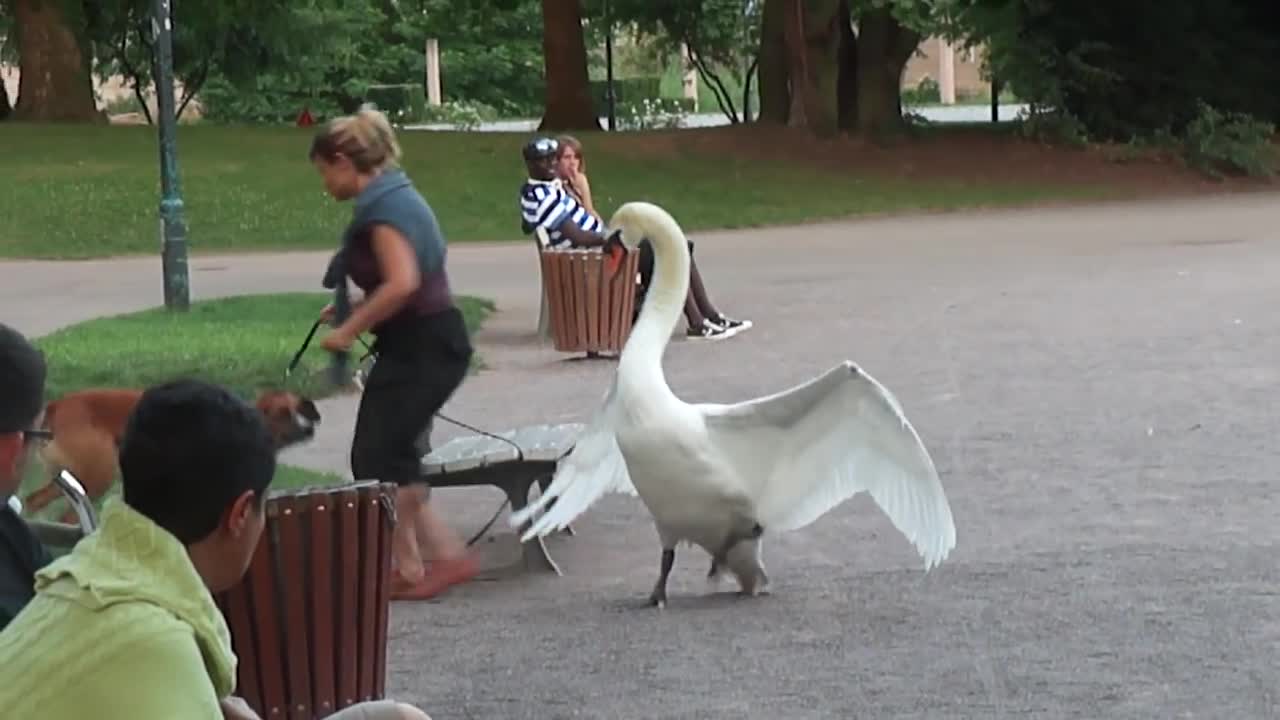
617,211,690,394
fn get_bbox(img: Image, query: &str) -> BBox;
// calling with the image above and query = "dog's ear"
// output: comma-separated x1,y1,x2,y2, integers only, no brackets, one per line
299,398,321,422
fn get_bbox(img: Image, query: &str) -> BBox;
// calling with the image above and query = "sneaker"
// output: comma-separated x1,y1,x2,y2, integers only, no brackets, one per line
687,319,740,341
708,314,752,333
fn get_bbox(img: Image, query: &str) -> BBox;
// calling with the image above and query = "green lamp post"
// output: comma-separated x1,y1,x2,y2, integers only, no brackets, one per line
152,0,190,310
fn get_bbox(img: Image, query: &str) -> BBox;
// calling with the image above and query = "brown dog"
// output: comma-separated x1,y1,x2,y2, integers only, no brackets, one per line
22,387,321,522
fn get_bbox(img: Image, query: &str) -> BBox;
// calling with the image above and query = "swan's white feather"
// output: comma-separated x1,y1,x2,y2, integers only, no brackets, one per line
697,361,956,570
509,378,635,539
508,200,956,581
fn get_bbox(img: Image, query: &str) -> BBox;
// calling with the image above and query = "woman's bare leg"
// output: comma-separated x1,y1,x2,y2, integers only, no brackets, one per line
391,484,477,600
393,486,428,582
414,495,467,563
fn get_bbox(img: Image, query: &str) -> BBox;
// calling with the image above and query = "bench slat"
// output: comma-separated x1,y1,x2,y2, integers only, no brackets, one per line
421,423,585,475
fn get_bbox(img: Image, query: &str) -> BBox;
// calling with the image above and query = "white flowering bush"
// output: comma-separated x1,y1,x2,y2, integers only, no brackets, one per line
617,98,688,131
419,100,499,131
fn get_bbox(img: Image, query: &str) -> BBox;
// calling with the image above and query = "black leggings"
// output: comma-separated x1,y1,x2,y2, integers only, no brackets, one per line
350,307,472,487
636,237,695,297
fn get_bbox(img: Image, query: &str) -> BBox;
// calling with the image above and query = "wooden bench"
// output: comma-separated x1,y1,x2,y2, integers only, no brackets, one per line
214,481,397,720
531,226,640,358
421,422,583,576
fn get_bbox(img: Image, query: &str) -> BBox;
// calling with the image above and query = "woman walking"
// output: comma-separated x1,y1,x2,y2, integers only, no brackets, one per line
311,105,477,601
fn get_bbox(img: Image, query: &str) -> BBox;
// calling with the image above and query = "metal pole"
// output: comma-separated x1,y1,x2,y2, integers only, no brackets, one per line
604,0,616,131
152,0,190,310
991,75,1000,123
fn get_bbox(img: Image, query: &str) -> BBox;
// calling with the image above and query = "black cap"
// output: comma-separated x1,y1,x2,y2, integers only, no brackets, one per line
0,322,46,433
522,136,559,162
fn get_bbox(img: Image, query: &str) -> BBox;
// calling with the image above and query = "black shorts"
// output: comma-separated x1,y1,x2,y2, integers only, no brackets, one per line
350,307,472,487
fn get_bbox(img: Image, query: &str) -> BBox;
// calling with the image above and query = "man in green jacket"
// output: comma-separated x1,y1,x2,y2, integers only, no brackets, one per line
0,378,431,720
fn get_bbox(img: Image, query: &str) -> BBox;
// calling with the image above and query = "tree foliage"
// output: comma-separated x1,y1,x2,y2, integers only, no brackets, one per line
603,0,761,122
89,0,303,122
954,0,1280,140
420,0,544,117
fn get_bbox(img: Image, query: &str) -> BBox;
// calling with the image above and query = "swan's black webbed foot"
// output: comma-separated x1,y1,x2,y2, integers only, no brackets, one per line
649,548,675,609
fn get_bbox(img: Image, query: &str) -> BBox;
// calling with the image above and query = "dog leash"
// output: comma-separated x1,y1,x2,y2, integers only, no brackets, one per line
286,316,526,547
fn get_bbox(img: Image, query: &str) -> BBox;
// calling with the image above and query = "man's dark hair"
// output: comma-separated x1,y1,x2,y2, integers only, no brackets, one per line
120,379,276,544
0,322,46,434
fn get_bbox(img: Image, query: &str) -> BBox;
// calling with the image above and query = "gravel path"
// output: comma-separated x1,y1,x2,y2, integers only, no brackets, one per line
4,192,1279,719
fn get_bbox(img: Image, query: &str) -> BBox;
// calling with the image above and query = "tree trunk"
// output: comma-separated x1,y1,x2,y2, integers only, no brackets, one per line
836,0,858,131
781,0,842,136
0,81,11,120
781,0,808,128
756,0,789,124
12,0,103,123
537,0,599,132
852,7,919,136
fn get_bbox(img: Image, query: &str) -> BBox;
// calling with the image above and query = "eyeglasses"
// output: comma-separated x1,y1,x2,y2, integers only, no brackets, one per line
23,429,52,444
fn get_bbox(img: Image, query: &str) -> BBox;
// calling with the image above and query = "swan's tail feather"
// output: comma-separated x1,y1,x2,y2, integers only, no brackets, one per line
508,380,635,542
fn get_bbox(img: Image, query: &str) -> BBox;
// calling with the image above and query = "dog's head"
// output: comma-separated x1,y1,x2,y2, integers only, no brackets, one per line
254,389,321,450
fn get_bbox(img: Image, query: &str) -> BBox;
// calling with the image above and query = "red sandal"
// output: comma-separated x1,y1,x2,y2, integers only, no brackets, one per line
390,552,479,601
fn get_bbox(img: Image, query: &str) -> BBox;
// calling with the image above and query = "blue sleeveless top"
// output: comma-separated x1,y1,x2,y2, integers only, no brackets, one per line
322,169,454,335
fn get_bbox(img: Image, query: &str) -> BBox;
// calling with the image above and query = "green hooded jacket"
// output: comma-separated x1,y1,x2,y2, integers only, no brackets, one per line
0,497,236,718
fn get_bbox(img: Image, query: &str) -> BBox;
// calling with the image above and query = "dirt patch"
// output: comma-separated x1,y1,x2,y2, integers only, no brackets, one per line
600,123,1277,199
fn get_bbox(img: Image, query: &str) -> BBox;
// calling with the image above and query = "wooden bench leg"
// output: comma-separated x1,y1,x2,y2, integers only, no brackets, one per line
504,472,563,576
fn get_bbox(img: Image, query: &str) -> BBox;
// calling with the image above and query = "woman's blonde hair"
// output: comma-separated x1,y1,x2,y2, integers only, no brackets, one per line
556,134,587,173
309,104,402,173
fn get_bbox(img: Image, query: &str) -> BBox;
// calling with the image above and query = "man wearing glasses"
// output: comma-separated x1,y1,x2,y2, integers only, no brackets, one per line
0,322,53,630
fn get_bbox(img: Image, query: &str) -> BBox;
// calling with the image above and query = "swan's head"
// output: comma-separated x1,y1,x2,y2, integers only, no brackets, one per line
606,201,668,253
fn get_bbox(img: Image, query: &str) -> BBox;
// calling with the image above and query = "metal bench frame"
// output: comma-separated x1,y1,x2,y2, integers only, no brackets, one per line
421,423,583,576
10,469,99,549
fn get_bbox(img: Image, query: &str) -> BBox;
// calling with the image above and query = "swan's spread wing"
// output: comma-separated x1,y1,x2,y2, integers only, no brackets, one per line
699,362,955,570
508,379,636,541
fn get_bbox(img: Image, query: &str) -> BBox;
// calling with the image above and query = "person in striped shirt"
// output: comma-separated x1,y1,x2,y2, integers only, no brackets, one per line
519,135,751,340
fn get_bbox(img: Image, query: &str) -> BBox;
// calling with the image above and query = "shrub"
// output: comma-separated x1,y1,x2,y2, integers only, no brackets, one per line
1179,102,1278,179
418,100,500,131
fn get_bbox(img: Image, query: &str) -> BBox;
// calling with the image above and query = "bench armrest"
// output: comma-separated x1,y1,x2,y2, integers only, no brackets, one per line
53,470,99,535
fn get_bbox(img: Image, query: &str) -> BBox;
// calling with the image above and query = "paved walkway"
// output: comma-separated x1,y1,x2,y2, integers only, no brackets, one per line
4,193,1280,718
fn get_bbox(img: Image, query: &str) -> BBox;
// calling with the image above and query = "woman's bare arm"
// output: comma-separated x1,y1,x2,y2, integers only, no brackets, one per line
576,172,599,218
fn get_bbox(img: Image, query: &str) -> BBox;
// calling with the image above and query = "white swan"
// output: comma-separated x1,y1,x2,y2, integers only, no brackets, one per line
509,201,956,607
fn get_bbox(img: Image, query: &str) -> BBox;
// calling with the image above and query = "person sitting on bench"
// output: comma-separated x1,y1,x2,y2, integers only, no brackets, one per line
518,135,752,341
0,322,54,633
0,378,433,720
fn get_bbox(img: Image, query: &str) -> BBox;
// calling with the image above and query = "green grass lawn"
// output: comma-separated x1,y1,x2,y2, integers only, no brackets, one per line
32,292,494,401
0,122,1103,259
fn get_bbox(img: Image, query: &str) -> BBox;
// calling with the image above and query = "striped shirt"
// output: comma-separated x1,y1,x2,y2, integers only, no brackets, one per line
519,178,605,248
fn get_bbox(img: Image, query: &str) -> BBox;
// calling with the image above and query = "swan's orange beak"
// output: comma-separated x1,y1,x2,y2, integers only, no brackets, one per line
604,230,626,277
